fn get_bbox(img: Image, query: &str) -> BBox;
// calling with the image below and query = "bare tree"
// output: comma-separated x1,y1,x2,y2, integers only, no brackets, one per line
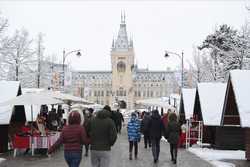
1,29,36,84
0,13,9,80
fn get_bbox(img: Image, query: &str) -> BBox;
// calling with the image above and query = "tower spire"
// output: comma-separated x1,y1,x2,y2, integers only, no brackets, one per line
123,11,126,23
121,11,123,23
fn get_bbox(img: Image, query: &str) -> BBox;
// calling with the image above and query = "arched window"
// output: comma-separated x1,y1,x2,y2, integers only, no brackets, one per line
117,61,126,73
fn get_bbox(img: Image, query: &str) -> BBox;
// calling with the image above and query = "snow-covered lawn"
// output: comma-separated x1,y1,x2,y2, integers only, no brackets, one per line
189,147,245,167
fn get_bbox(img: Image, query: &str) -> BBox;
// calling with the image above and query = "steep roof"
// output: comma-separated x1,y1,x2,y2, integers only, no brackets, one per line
197,82,227,126
181,88,196,119
0,81,21,124
230,70,250,127
112,14,133,52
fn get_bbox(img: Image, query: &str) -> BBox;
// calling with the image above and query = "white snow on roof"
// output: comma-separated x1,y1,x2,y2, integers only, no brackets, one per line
197,83,227,126
230,70,250,127
181,88,196,119
0,81,20,125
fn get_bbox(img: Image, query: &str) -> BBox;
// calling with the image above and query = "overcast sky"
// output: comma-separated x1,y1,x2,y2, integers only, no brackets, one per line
0,1,248,71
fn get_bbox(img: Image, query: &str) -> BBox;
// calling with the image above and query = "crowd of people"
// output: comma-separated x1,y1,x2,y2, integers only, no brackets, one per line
48,105,181,167
128,109,180,164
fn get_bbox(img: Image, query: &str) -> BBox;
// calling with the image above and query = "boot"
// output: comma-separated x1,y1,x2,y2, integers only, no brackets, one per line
129,152,132,160
135,154,138,160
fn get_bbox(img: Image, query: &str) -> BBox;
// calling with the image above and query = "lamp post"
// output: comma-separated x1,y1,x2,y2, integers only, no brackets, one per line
164,50,184,88
62,49,81,89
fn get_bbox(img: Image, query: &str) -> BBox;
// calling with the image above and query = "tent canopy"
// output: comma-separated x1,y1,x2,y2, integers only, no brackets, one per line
0,92,63,106
41,91,93,104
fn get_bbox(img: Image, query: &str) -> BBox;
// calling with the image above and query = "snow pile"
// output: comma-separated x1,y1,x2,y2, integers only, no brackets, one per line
0,158,6,163
182,88,196,119
189,147,245,167
230,70,250,127
197,83,227,126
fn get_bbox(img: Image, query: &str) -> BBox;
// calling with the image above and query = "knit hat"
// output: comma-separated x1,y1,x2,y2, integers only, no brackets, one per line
103,105,111,112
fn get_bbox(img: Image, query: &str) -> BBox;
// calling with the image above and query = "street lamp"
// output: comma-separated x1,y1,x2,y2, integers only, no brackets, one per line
62,49,82,88
164,50,184,88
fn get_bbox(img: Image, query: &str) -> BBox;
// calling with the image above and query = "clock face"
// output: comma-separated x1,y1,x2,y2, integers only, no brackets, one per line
117,61,126,73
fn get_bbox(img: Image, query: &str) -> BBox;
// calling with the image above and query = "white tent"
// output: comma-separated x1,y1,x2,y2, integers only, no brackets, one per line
41,91,93,104
181,88,196,119
22,88,46,122
197,83,227,126
0,81,21,125
228,70,250,127
136,98,175,110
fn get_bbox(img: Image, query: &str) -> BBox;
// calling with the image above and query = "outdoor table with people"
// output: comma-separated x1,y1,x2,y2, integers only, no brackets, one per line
12,105,64,157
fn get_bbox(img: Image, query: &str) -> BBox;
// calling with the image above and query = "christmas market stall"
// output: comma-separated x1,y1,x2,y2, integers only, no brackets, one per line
220,70,250,157
0,81,25,153
192,82,226,146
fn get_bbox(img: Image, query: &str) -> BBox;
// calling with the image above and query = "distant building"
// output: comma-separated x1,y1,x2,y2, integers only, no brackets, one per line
71,15,178,109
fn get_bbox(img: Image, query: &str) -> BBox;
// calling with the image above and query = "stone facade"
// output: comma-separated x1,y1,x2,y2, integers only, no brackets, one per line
72,15,178,109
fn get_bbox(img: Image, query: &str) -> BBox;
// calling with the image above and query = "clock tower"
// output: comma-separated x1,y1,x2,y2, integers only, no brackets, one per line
111,14,135,109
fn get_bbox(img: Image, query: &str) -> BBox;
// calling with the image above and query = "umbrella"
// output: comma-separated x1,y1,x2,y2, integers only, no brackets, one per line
0,92,63,155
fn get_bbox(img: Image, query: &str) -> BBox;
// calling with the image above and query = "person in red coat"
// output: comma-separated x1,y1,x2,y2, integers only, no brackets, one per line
48,109,90,167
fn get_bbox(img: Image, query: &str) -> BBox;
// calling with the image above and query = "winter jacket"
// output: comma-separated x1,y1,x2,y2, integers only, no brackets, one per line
165,112,181,144
114,111,124,126
127,116,141,142
148,111,165,139
89,109,117,151
48,125,90,154
141,114,151,135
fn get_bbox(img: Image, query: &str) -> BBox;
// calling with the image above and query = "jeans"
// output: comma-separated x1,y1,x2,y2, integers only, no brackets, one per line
129,141,138,156
91,150,111,167
170,144,178,161
64,151,82,167
151,138,160,161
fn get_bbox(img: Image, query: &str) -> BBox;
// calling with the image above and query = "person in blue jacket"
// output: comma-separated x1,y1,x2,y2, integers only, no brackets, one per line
127,112,141,160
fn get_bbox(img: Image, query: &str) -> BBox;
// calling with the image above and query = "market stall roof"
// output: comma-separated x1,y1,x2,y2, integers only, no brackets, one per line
41,91,93,104
196,82,227,126
229,70,250,127
0,81,21,125
136,98,175,109
22,88,46,121
181,88,196,119
0,92,64,106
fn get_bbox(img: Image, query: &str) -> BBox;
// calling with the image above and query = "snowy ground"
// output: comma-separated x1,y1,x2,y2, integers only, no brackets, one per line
188,147,246,167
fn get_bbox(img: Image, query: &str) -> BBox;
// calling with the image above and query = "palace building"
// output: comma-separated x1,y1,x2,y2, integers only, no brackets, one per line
71,15,178,109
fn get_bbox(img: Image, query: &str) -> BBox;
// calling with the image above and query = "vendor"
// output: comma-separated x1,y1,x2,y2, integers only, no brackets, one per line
36,114,46,136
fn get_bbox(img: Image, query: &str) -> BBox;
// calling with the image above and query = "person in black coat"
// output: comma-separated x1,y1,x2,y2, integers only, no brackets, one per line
165,112,181,164
114,109,124,134
148,110,165,163
141,112,151,148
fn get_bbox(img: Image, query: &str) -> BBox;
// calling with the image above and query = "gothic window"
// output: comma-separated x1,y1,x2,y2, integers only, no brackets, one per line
151,91,153,97
138,91,141,97
101,91,104,96
117,61,126,73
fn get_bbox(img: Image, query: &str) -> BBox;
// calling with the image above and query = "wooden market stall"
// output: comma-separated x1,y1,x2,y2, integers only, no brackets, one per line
179,88,196,125
0,81,25,153
193,82,227,145
221,70,250,156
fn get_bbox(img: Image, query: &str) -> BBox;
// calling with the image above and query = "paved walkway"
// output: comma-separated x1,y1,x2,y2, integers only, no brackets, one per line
0,128,214,167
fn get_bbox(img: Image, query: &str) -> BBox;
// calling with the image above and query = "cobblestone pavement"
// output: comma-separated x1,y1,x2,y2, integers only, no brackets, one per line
0,129,215,167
